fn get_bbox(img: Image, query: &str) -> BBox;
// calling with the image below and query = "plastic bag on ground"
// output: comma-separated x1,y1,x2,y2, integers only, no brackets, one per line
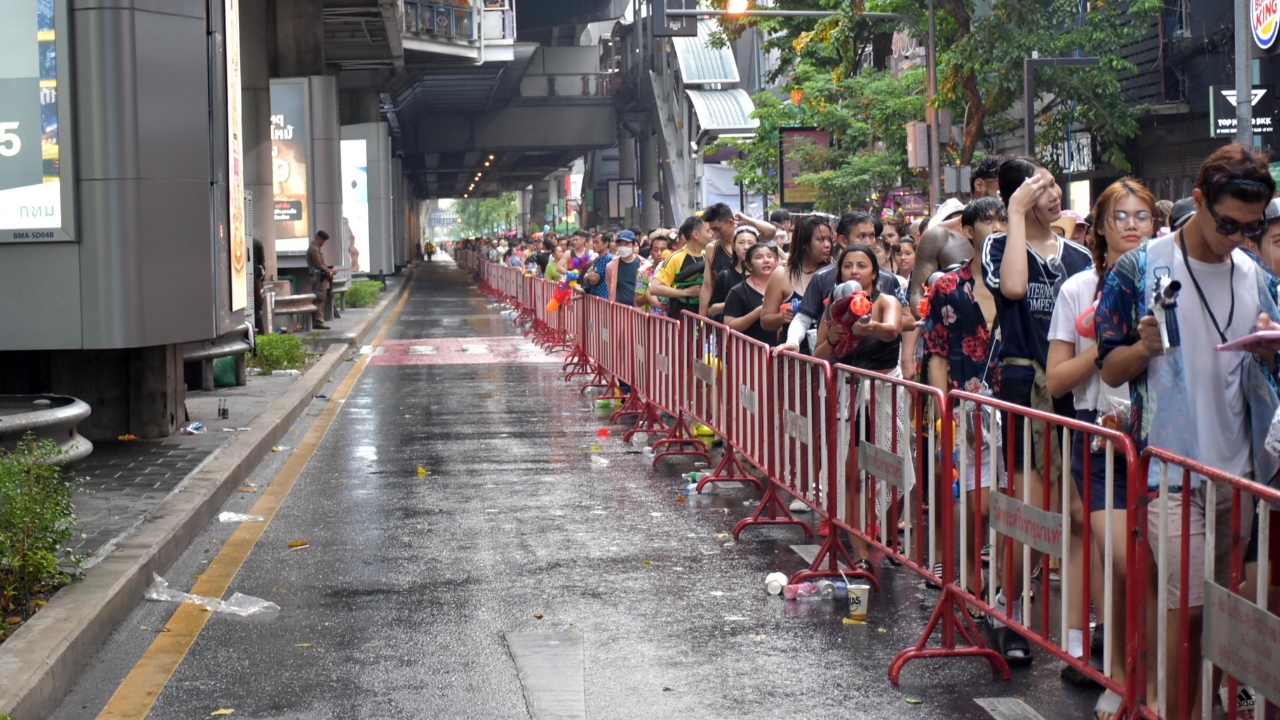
217,512,265,523
220,592,281,617
144,573,279,616
590,455,610,467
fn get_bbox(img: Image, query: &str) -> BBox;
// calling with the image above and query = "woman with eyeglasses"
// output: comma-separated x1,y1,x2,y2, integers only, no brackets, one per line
1045,177,1153,692
762,216,833,347
978,156,1093,666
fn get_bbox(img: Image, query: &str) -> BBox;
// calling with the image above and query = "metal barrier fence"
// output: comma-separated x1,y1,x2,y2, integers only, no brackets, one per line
472,258,1280,720
1130,446,1280,720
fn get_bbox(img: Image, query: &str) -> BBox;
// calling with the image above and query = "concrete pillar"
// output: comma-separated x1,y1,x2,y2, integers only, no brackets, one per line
547,177,560,228
639,127,661,231
340,89,382,125
310,76,343,271
618,128,637,182
242,0,276,281
272,0,324,77
530,185,547,231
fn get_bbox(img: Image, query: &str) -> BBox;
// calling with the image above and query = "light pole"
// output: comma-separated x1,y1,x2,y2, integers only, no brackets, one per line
1234,0,1253,145
665,2,940,211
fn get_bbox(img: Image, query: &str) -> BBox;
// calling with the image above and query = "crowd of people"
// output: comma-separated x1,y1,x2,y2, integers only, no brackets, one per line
463,143,1280,720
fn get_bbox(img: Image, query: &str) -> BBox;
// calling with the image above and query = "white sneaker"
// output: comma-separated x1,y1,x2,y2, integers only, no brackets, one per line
788,499,810,513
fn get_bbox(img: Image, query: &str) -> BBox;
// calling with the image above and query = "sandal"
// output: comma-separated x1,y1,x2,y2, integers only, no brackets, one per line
1061,659,1102,688
852,558,875,577
988,626,1033,666
924,562,944,590
963,588,986,620
1093,689,1122,720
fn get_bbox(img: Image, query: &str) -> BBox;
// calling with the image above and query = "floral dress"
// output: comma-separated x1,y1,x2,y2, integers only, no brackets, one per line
922,263,999,394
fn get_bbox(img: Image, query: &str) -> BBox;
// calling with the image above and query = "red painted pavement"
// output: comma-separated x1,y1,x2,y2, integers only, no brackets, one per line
368,337,566,367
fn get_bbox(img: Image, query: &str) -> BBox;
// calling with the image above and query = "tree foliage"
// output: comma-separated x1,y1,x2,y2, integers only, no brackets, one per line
455,193,518,236
709,0,1158,205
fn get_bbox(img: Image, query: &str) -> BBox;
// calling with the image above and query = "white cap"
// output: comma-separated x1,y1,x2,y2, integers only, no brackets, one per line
928,198,967,230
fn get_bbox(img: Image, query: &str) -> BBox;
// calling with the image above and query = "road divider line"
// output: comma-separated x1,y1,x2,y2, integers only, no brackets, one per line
96,286,411,720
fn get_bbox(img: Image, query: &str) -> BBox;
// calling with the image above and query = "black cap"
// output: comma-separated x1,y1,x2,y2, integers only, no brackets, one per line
1169,198,1196,230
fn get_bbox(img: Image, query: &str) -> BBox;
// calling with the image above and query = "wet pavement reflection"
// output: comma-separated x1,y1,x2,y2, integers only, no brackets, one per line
63,256,1107,719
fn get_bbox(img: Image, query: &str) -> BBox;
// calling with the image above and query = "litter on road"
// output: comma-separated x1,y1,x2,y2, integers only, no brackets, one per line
144,575,280,617
217,512,265,523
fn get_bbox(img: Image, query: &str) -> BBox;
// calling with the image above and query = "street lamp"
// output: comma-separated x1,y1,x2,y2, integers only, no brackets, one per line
664,1,941,211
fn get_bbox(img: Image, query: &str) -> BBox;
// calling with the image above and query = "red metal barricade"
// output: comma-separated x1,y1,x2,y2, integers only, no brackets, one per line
576,294,620,397
1128,447,1280,720
679,314,763,493
892,389,1140,691
605,302,653,422
514,273,536,327
561,293,593,380
732,349,826,542
646,313,709,466
621,312,670,443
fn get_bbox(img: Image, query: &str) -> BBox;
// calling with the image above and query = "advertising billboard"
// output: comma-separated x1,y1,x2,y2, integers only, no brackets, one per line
1209,85,1275,138
340,138,369,273
778,128,829,207
0,0,75,243
226,0,246,310
270,79,310,254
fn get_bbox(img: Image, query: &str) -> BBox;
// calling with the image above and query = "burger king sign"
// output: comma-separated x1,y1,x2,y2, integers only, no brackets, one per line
1257,0,1280,50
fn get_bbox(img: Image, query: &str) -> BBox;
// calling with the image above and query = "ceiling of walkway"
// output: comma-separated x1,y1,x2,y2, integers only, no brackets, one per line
322,0,627,200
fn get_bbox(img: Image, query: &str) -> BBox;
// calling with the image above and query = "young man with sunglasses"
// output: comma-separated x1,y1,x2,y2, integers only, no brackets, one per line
1097,143,1280,720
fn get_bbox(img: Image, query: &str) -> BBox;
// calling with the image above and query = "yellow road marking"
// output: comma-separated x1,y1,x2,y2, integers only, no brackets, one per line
97,287,411,719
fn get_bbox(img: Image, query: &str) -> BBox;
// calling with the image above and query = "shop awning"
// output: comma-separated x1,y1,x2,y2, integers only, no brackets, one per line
671,21,740,85
685,88,758,145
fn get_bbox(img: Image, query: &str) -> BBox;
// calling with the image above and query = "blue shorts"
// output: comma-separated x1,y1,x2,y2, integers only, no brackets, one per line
1070,409,1129,513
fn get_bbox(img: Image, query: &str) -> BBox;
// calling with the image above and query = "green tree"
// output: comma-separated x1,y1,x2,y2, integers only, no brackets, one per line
455,193,517,236
713,0,1157,178
708,0,928,211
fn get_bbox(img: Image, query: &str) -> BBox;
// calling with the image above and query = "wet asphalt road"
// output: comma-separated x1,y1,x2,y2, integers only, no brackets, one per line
52,256,1104,720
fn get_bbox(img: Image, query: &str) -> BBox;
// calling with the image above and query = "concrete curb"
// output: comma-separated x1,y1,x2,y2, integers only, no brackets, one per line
0,270,413,720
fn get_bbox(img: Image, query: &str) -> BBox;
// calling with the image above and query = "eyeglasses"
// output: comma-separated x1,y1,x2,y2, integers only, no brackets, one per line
1205,200,1267,240
1109,210,1153,226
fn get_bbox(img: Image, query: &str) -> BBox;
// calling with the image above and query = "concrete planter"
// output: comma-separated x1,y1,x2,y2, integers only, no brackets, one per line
0,395,94,465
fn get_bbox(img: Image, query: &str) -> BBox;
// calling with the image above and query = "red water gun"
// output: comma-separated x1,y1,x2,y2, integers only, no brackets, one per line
827,280,873,358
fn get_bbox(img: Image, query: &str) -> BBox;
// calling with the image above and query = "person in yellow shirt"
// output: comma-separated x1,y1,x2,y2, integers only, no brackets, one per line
649,216,712,319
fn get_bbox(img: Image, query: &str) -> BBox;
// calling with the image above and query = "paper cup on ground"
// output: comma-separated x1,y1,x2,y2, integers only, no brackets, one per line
765,572,788,595
848,583,871,621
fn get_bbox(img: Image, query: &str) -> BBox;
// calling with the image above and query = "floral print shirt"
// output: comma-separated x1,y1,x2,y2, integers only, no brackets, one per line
923,262,999,394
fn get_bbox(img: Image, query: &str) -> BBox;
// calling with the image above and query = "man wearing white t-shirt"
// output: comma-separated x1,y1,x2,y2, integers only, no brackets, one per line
1097,144,1280,719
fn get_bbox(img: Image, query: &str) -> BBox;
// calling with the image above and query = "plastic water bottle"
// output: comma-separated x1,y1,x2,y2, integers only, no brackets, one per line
681,471,707,483
782,582,819,600
815,580,849,599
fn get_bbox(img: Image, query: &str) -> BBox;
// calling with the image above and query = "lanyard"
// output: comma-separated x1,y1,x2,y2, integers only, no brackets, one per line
1177,229,1234,344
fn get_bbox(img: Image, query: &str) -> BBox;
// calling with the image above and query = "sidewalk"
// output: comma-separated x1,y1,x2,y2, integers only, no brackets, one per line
70,274,410,564
300,276,405,351
70,375,298,562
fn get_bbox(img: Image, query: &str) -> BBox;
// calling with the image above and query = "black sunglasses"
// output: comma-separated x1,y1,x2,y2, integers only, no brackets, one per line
1205,201,1267,240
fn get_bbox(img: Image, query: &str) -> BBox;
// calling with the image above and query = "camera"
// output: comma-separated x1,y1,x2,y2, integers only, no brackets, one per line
1149,275,1182,355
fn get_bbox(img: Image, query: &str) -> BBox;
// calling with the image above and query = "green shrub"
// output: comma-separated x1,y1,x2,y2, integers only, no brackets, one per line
0,435,81,624
345,279,384,308
249,333,308,374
